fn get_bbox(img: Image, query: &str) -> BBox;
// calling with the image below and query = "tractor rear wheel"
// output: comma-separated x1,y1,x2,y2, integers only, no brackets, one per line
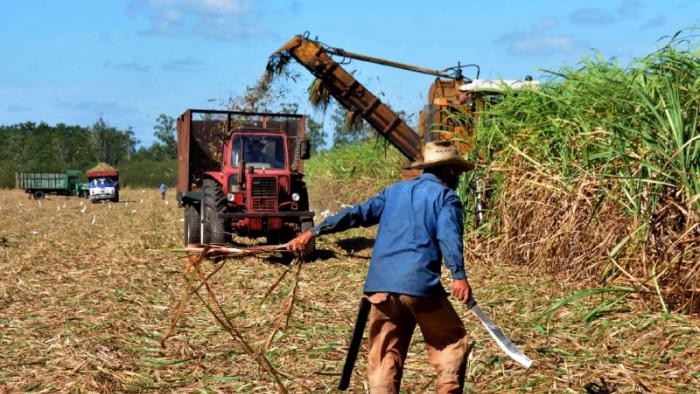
184,204,201,245
201,179,227,244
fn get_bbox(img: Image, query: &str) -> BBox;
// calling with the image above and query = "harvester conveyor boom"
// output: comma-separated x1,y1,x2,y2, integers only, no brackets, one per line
274,35,422,161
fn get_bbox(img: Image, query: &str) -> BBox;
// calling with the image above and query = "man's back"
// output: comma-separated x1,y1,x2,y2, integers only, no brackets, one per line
367,173,465,296
313,173,466,297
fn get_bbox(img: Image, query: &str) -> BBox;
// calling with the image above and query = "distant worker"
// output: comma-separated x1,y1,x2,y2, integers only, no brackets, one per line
160,182,167,200
288,141,475,393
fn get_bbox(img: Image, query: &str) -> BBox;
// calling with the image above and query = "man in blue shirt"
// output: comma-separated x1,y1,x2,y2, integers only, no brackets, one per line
160,182,167,200
288,141,474,393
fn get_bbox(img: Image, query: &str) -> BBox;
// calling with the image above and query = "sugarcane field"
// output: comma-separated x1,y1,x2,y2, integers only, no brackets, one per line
1,2,699,393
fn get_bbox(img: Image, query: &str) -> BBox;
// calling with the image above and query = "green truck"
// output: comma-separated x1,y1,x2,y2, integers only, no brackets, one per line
16,171,89,199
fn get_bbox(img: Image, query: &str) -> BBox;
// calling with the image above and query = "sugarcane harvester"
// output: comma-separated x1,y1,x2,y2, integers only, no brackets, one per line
271,34,483,172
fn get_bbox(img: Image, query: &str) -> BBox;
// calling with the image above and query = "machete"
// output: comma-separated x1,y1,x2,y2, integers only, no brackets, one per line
338,297,371,391
466,297,532,368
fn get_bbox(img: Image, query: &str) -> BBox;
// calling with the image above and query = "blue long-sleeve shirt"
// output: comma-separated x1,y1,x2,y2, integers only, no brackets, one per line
313,173,466,297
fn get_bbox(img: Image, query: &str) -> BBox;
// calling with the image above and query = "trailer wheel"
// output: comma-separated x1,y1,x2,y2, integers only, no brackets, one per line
300,219,316,259
184,204,201,245
201,179,227,244
33,190,45,200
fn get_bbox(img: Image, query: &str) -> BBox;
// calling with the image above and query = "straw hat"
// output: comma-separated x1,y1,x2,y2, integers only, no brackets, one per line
406,141,474,171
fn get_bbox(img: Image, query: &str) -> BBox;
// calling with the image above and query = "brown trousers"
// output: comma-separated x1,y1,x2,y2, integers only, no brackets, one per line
366,292,469,394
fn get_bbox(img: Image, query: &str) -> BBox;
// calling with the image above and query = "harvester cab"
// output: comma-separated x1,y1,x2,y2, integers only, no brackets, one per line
177,109,314,250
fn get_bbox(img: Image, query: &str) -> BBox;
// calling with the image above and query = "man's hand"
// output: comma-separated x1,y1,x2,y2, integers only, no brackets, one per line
451,278,471,303
286,230,315,256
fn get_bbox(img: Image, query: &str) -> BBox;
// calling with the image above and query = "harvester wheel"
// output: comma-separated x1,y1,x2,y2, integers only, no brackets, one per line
184,204,201,245
201,179,226,244
300,220,316,259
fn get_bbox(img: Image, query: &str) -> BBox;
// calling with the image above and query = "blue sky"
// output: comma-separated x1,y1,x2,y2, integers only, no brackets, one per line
1,0,698,146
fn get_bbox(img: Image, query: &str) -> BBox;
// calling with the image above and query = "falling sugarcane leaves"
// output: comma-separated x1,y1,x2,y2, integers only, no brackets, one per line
308,78,332,112
343,109,365,132
265,51,293,85
238,51,295,112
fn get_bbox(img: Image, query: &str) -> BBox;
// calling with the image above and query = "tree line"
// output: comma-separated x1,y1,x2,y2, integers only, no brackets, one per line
0,115,178,188
0,107,376,189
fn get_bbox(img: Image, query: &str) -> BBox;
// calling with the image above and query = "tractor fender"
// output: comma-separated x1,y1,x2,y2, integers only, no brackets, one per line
202,171,226,187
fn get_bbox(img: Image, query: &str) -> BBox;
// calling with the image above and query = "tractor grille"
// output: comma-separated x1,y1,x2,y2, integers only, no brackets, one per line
251,177,277,211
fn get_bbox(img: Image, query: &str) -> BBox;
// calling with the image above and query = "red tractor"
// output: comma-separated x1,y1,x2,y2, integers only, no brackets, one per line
177,109,314,251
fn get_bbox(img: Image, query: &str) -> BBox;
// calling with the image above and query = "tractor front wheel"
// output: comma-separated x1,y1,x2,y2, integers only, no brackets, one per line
184,204,201,245
201,179,227,244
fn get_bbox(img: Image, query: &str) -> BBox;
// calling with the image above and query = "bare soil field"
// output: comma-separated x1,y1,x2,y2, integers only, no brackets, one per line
0,188,698,393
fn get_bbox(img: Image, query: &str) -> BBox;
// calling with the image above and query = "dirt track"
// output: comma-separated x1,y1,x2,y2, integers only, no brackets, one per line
1,188,698,393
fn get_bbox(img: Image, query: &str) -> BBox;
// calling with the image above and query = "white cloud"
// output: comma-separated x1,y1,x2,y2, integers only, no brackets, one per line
512,36,576,56
162,57,204,71
56,99,138,117
639,14,667,30
617,0,645,16
134,0,250,17
128,0,269,41
104,61,150,72
497,31,578,56
569,7,617,25
7,104,31,112
533,16,559,31
568,1,647,25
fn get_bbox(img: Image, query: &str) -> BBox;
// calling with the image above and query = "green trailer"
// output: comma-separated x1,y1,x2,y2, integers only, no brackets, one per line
16,170,85,199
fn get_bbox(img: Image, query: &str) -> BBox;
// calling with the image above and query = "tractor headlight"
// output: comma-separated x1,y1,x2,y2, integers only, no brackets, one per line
291,193,300,202
227,193,235,202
